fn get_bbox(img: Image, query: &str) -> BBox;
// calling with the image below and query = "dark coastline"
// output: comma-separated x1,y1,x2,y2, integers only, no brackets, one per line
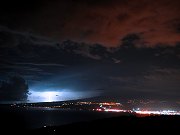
1,114,179,134
31,115,180,134
0,105,179,134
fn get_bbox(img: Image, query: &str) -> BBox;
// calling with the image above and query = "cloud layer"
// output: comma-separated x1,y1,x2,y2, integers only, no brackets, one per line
0,27,180,101
1,0,180,47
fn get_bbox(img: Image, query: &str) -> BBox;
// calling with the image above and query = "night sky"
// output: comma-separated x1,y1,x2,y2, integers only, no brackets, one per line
1,0,180,46
0,0,180,102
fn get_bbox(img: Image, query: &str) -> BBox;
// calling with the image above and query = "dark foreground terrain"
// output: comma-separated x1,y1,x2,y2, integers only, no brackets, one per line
0,108,179,134
30,115,179,134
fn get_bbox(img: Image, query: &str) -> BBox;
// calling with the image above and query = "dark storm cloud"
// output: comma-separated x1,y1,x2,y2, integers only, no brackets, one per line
1,0,180,47
116,13,130,22
0,64,42,72
0,76,29,101
137,68,180,100
15,63,66,67
106,67,180,100
0,25,56,48
0,22,180,101
169,18,180,34
80,30,95,39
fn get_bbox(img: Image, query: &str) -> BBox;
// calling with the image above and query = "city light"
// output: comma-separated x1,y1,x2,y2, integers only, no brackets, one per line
12,100,180,116
104,109,126,112
134,110,180,115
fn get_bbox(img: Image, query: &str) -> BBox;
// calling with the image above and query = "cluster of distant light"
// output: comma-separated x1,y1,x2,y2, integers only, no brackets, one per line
94,104,180,116
104,109,127,112
95,108,129,113
134,110,180,115
77,102,122,106
95,108,180,115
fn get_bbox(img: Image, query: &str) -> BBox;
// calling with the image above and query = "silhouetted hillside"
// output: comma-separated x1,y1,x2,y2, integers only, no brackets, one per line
31,115,180,134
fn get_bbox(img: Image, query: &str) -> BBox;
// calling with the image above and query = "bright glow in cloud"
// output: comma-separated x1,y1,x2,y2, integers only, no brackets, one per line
28,90,99,103
40,91,61,102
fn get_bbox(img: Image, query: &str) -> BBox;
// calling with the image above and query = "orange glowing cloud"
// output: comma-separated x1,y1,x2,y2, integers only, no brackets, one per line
16,0,180,47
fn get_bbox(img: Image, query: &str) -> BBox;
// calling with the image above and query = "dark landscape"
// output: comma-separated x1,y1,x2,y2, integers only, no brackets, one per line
0,102,179,134
1,110,179,134
33,115,180,134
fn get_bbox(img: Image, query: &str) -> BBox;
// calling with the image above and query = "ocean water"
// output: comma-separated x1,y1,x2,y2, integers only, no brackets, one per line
0,107,129,129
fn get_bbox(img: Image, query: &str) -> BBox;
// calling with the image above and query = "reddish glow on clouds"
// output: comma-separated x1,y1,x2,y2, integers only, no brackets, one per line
16,0,180,47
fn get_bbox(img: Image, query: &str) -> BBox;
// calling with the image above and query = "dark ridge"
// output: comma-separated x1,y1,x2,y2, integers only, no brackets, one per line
29,115,180,134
